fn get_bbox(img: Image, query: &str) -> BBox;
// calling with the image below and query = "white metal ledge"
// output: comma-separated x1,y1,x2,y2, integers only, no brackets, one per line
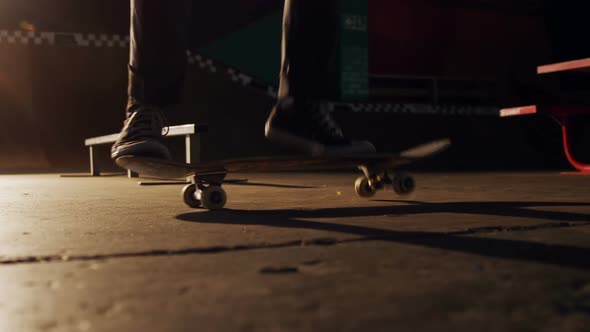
84,123,206,177
85,124,199,146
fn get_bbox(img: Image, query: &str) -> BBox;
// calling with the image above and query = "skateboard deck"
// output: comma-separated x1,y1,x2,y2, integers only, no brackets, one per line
116,138,450,210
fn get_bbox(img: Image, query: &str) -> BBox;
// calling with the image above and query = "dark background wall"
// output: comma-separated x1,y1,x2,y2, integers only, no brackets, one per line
0,0,587,172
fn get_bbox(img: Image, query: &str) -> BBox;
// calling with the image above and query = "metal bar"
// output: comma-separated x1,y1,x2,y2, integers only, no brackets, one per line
538,58,590,75
185,135,191,164
85,124,197,146
85,133,120,147
84,123,204,179
499,105,538,117
89,146,100,176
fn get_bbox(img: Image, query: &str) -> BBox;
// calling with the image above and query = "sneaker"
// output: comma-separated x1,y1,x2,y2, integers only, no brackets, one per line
111,105,171,160
265,98,376,156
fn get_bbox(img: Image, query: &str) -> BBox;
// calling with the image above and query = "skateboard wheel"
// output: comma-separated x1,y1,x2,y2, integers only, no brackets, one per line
355,176,377,198
201,185,227,210
182,184,202,208
392,173,415,195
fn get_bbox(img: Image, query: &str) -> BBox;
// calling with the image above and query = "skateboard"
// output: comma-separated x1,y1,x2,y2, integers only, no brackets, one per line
115,138,450,210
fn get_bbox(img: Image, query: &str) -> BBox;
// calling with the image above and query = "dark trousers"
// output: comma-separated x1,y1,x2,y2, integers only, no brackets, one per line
128,0,340,109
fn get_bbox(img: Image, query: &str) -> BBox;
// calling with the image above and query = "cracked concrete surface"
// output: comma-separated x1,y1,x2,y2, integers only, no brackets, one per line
1,172,589,331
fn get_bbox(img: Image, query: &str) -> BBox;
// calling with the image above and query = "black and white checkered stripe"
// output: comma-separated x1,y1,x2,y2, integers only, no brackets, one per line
73,33,130,47
0,30,130,47
0,29,498,116
330,102,499,116
186,51,216,73
227,68,278,98
0,30,54,45
0,30,278,97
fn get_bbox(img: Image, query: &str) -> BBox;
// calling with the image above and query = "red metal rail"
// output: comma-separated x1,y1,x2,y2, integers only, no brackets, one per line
500,105,590,174
500,58,590,174
537,58,590,75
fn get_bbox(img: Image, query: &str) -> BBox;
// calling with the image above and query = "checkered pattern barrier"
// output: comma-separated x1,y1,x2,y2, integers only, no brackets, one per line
70,33,130,47
0,30,130,47
0,30,50,45
0,29,278,98
0,29,498,115
331,102,498,116
186,51,216,73
185,51,278,97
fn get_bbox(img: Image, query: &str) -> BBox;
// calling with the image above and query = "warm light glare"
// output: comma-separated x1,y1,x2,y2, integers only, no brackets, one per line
19,21,35,32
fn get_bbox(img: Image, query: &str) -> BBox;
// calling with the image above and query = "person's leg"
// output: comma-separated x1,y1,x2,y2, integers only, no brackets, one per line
277,0,340,101
266,0,374,156
112,0,191,160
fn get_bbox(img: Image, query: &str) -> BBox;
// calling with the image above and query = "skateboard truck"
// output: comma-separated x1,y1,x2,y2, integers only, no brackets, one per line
182,172,228,210
355,165,416,198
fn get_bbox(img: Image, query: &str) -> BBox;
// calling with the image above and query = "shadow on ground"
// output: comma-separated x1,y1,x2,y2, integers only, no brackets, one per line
177,201,590,270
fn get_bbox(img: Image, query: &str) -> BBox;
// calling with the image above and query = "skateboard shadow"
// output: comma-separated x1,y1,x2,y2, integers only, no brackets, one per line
176,201,590,270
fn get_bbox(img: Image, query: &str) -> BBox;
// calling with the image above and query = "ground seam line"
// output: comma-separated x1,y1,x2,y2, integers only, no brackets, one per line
1,221,589,266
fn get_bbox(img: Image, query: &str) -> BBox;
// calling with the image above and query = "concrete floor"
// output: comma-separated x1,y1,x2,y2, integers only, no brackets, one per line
1,171,590,332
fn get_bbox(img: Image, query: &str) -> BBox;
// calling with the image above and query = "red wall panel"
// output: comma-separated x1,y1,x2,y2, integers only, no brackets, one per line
368,0,551,78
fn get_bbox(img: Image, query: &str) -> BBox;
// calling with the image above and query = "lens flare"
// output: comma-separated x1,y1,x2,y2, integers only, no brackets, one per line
19,21,35,32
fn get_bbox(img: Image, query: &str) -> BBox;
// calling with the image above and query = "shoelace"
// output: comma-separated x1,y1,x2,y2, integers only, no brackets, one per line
310,104,344,139
127,107,170,139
